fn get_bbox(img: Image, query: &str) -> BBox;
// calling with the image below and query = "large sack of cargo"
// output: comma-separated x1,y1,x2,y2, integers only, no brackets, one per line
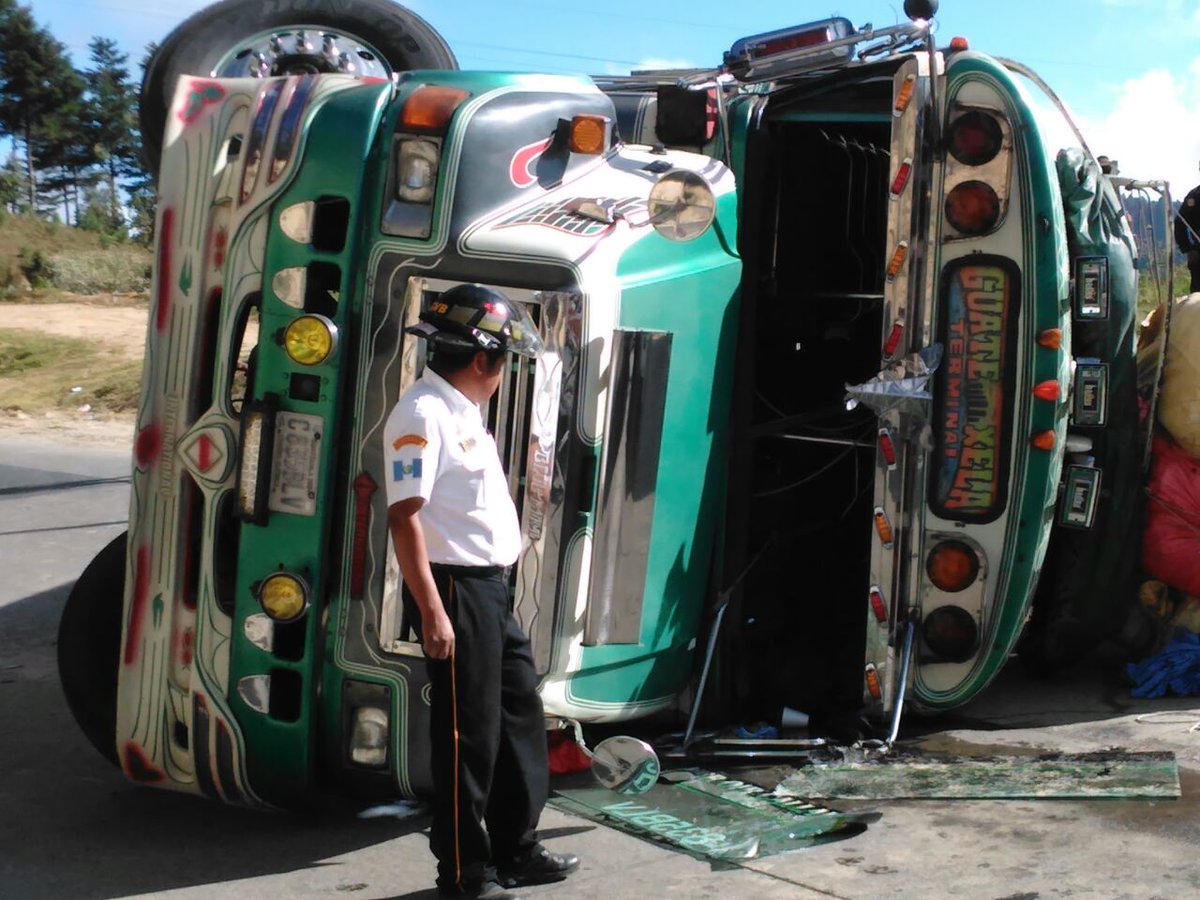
1158,294,1200,456
1143,433,1200,596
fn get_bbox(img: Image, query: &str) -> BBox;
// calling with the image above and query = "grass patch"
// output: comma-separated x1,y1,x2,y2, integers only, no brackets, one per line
0,328,143,414
1138,264,1191,322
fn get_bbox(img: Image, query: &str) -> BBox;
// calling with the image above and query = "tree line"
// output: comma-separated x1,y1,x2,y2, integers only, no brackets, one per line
0,0,153,243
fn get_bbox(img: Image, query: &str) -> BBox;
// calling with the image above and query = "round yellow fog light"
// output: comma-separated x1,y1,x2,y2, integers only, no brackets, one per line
258,572,309,622
283,314,337,366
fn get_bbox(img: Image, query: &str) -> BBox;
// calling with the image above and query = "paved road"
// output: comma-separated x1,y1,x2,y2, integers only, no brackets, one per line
3,435,1200,899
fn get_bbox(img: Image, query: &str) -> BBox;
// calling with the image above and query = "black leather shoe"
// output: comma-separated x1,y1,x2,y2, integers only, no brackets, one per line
497,847,580,888
437,880,519,899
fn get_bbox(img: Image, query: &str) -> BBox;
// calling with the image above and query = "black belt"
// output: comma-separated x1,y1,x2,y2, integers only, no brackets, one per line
430,562,509,580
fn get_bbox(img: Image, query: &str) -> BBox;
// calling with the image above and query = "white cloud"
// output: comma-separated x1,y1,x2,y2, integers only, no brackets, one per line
1075,61,1200,196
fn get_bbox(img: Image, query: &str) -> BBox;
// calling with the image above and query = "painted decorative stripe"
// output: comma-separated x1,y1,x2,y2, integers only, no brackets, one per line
215,719,244,804
193,694,221,801
350,472,378,599
123,545,151,665
155,208,174,332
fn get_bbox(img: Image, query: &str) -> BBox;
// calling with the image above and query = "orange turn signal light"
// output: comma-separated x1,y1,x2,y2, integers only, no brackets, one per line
1031,430,1056,451
894,74,916,116
865,664,883,700
1033,380,1060,402
886,242,908,282
401,86,470,133
569,115,608,155
950,36,970,51
1038,328,1063,350
874,507,894,548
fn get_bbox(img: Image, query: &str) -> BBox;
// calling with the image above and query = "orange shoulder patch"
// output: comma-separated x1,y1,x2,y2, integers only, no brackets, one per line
392,433,429,451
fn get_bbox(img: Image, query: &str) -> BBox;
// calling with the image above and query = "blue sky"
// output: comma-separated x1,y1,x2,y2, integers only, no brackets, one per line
24,0,1200,192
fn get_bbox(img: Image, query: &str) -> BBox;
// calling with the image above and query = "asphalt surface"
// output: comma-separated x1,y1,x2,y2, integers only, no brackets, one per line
2,434,1200,900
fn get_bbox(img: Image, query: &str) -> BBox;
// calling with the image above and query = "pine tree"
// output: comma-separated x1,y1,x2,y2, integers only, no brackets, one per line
84,37,139,226
0,0,88,212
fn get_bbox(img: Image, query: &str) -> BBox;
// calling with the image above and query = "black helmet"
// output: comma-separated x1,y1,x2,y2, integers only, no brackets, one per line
405,283,544,358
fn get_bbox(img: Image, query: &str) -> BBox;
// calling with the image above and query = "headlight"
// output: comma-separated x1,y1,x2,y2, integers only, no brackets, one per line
647,170,716,242
396,139,441,203
283,314,338,366
258,572,309,622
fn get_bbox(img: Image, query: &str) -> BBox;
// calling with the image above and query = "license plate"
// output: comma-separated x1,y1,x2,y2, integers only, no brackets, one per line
268,411,323,516
1060,465,1101,529
1074,257,1109,319
1074,361,1108,426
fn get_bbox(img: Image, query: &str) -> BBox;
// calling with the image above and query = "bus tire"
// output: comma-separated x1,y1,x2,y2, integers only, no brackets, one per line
57,532,127,767
139,0,458,171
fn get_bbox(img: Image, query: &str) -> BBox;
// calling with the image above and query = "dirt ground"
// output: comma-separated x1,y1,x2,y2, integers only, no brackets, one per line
0,301,144,448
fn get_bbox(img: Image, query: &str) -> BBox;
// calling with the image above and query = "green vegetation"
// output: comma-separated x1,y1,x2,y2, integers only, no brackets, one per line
1137,264,1192,323
0,212,151,296
0,328,142,412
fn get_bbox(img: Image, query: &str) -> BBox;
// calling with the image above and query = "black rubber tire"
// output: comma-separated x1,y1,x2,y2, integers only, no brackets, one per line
139,0,458,172
57,532,127,767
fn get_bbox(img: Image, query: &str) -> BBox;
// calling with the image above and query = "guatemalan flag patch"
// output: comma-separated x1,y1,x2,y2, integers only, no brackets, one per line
392,458,423,481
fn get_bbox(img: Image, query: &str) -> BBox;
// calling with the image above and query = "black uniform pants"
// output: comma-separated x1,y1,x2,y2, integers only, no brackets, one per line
405,564,548,890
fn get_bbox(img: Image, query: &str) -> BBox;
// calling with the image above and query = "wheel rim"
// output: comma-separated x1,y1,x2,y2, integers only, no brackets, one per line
211,26,395,79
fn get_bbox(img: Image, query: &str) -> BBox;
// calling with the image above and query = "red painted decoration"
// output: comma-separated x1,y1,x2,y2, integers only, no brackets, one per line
123,741,165,783
135,422,162,469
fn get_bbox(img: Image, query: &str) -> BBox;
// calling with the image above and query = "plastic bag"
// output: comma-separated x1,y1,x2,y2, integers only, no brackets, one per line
1142,434,1200,596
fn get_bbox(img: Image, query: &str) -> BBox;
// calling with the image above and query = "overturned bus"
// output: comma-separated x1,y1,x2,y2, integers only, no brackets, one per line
58,0,1145,806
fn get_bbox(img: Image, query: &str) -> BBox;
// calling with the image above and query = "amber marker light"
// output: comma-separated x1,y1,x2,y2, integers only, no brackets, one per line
284,314,338,366
569,115,608,155
874,507,894,548
865,664,883,700
1033,380,1060,402
1031,430,1056,451
1038,328,1063,350
949,36,970,51
258,572,309,622
401,86,470,132
886,242,909,282
893,75,917,116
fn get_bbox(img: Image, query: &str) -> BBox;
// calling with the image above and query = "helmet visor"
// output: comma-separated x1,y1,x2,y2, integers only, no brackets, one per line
499,300,545,358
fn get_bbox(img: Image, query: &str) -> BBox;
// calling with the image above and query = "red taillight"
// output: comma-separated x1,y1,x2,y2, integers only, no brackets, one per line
1031,430,1056,451
869,586,888,623
926,540,980,592
874,508,894,548
883,319,905,357
923,606,979,662
878,428,897,469
890,158,913,197
945,180,1001,234
948,110,1003,166
757,27,833,56
1033,380,1060,402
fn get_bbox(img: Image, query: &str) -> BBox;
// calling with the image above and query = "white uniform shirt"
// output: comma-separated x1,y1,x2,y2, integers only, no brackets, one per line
383,368,521,567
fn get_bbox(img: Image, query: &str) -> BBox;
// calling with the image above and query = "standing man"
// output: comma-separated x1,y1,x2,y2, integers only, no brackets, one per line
384,284,578,899
1174,160,1200,293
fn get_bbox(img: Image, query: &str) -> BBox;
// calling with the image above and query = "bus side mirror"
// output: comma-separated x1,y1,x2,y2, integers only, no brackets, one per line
904,0,939,20
590,736,661,794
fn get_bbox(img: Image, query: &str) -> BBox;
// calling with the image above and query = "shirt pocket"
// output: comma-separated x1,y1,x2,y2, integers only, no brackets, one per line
458,444,490,507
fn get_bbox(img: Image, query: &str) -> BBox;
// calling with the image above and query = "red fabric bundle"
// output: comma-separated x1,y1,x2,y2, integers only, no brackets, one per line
1143,434,1200,596
546,729,592,776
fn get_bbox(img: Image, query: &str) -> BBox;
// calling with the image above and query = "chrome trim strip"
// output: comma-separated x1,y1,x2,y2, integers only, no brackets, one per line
584,329,672,646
